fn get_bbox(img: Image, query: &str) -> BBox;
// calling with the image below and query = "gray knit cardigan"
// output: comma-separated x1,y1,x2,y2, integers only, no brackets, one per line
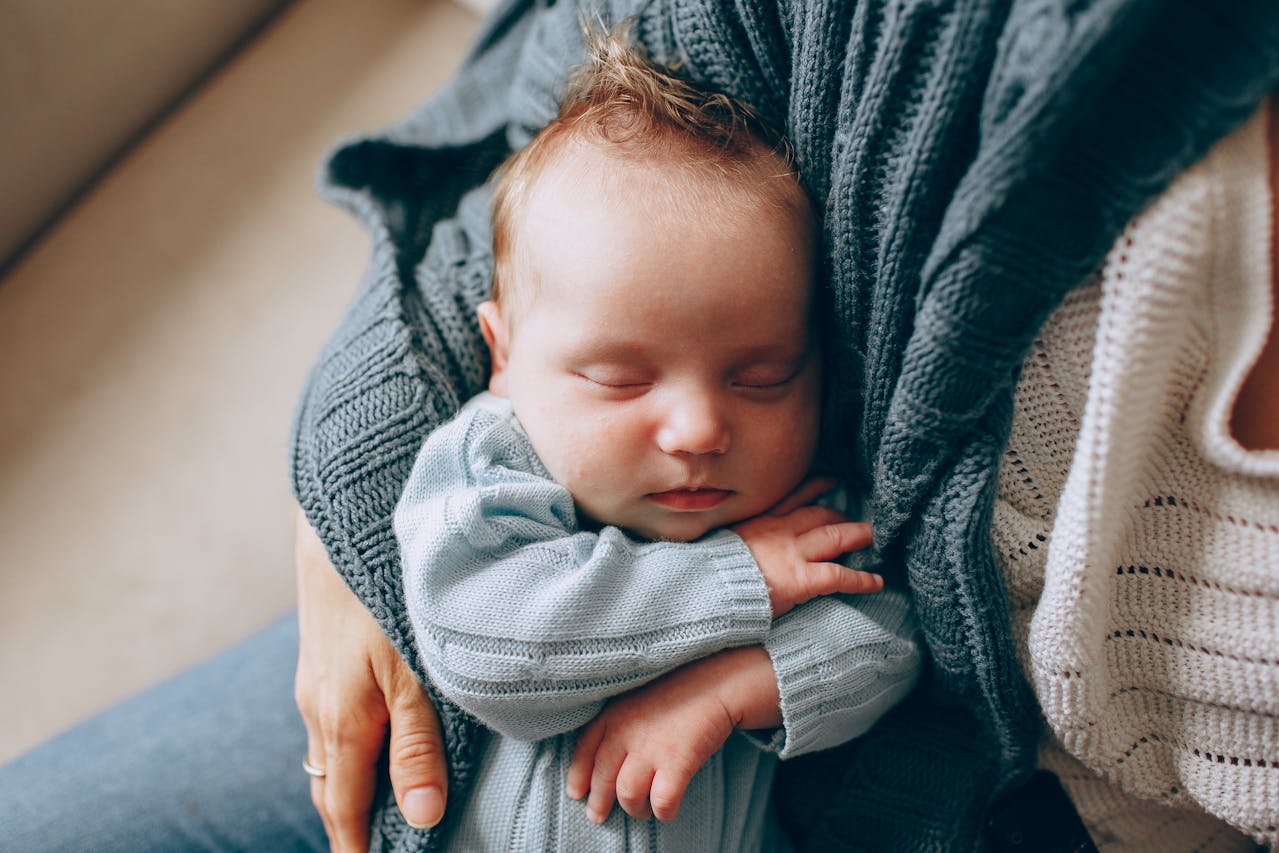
289,0,1279,849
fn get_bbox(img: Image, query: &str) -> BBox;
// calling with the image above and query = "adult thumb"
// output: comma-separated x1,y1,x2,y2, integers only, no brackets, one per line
386,682,449,830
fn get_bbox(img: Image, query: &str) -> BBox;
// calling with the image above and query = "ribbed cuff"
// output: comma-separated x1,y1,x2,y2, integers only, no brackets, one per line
760,593,920,759
702,529,774,641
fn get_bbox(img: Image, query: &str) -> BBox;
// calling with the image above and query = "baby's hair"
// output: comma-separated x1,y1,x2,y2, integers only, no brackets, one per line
489,21,808,313
552,20,788,159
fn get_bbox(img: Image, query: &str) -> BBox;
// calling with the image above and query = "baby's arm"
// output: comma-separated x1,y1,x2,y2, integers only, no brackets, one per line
566,644,780,822
568,585,921,822
394,399,879,741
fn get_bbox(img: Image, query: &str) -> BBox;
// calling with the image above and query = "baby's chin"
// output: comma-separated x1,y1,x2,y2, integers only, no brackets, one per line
579,511,711,544
581,497,766,543
639,526,711,544
617,511,751,544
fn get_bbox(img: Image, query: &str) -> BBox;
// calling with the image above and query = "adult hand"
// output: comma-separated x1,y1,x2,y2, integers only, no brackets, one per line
293,508,448,852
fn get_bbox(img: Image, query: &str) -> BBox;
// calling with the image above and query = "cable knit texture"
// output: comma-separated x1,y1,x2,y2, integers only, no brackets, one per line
290,0,1279,848
392,392,919,851
996,103,1279,849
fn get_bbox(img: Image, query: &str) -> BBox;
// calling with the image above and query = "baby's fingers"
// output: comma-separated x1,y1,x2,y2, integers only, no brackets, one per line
585,742,624,824
778,504,847,531
804,562,883,599
649,767,694,822
567,721,606,800
797,521,873,562
615,756,656,820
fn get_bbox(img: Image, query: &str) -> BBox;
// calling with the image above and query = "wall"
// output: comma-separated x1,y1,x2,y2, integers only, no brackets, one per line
0,0,289,266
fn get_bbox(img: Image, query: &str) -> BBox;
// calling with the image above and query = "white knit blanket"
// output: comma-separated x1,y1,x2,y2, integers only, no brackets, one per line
996,101,1279,850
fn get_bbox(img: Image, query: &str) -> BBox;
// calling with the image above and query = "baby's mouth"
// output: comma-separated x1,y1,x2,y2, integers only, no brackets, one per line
645,488,733,511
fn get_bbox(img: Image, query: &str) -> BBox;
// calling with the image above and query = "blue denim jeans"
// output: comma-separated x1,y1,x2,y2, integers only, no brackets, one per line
0,615,327,852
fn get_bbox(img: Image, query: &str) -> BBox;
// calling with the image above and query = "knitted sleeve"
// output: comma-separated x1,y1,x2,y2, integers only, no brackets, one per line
394,395,774,741
753,589,920,760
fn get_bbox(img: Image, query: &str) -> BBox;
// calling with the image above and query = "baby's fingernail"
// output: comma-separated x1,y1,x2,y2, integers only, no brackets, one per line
402,786,444,829
587,806,605,824
566,783,583,800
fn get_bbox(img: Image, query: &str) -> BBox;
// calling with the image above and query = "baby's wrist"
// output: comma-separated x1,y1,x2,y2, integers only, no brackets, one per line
711,645,782,730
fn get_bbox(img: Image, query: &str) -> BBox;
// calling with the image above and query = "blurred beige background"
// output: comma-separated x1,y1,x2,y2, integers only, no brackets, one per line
0,0,483,763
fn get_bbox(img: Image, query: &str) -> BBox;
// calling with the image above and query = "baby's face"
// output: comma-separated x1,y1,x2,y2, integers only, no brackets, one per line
484,145,820,542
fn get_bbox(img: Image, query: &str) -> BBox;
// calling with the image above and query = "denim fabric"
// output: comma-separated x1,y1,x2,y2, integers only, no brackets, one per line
0,615,326,852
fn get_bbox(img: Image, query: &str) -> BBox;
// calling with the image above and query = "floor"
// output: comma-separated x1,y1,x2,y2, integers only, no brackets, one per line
0,0,480,763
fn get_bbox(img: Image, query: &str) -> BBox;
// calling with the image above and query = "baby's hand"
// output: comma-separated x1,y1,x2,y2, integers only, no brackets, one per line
733,482,880,617
566,647,776,824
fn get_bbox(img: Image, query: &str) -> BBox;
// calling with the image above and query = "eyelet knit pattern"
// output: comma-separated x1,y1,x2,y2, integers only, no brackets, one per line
997,104,1279,849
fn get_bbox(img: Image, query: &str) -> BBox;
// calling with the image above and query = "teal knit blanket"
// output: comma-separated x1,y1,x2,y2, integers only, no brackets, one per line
290,0,1279,849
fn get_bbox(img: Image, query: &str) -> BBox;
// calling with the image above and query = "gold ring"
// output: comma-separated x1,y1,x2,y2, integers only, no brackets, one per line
302,756,327,779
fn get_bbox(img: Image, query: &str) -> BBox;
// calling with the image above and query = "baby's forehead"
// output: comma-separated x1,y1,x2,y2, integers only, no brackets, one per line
495,134,817,324
562,131,790,183
530,136,812,232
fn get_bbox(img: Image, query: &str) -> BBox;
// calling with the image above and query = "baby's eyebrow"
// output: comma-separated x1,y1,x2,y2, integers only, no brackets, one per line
728,338,813,363
564,339,651,362
562,328,812,365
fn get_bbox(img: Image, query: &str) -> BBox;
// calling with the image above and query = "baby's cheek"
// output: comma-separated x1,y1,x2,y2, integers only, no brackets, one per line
552,437,612,496
753,427,818,499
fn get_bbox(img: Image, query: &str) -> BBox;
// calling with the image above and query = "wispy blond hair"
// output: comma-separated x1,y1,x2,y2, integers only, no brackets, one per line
489,22,809,312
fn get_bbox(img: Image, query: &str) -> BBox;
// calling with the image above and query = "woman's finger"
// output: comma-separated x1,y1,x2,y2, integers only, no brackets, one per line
321,703,387,853
383,659,448,829
294,508,399,853
294,663,336,844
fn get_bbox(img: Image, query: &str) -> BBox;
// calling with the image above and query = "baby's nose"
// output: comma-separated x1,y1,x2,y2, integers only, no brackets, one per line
655,395,731,456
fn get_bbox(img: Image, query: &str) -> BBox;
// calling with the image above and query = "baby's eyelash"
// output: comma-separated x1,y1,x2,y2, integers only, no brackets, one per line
575,372,649,389
734,376,794,389
732,367,802,390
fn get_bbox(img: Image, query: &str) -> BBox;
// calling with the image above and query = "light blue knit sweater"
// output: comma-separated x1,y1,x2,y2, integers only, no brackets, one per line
393,392,920,852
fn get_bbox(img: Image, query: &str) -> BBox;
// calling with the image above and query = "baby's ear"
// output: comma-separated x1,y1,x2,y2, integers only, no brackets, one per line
477,301,510,396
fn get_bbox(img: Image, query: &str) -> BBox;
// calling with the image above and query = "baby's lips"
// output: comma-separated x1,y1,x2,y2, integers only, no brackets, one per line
646,488,733,511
